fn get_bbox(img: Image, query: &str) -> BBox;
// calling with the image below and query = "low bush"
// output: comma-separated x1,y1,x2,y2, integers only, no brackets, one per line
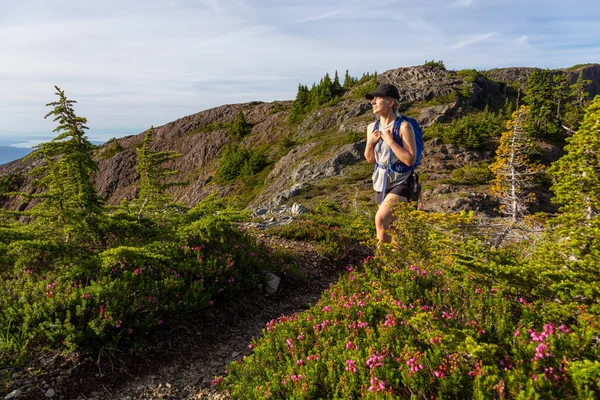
99,139,123,160
424,109,506,149
265,199,374,257
0,200,285,366
220,207,600,399
443,162,494,185
215,145,268,183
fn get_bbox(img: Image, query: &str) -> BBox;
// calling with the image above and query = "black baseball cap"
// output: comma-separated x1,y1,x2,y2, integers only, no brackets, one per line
365,83,400,101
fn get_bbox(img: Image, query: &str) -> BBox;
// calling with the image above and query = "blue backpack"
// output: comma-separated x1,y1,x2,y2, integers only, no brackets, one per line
373,115,424,200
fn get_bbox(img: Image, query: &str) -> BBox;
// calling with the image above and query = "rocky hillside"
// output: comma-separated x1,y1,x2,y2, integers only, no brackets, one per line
1,63,599,214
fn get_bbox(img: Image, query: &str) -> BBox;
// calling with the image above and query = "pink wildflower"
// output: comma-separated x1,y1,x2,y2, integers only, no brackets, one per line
345,359,357,373
345,341,359,350
368,377,386,393
366,352,385,369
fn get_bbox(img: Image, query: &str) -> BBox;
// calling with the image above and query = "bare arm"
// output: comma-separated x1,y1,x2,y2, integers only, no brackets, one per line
364,121,380,164
380,120,416,166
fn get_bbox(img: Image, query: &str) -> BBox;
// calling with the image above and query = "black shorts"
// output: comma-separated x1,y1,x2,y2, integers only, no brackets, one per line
375,174,414,205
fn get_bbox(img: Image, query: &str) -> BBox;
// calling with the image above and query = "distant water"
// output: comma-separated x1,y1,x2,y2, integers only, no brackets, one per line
0,146,33,166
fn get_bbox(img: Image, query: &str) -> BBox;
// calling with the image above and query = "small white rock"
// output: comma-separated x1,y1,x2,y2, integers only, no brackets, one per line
44,389,55,398
266,273,281,294
4,389,22,400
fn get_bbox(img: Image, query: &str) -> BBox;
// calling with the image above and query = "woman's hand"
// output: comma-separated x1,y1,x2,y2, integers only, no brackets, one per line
381,128,395,146
368,129,382,146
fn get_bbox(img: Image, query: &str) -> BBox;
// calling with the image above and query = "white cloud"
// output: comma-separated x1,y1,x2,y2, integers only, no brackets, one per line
289,10,344,25
449,32,498,49
516,35,530,45
449,0,474,7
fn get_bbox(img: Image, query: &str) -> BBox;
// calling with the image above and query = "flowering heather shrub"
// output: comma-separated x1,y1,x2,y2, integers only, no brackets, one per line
220,207,600,398
0,213,286,365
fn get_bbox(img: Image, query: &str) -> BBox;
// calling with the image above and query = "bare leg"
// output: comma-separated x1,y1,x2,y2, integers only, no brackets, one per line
375,193,407,245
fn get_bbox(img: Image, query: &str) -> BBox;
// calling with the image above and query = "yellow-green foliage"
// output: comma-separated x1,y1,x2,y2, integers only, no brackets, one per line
490,107,545,221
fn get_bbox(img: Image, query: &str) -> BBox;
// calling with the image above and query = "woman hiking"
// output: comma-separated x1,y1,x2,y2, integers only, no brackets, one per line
363,83,417,245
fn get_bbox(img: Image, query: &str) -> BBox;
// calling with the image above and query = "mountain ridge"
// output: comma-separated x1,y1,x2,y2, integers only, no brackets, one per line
1,63,598,214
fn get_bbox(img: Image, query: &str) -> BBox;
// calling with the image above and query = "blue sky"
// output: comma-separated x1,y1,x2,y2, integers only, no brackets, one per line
0,0,598,148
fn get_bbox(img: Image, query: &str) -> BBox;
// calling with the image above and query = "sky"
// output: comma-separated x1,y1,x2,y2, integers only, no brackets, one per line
0,0,598,149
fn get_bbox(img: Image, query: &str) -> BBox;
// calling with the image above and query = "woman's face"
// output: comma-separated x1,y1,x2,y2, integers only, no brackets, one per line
371,96,393,115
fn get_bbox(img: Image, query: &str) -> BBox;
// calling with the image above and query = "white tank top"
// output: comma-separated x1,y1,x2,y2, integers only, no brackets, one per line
372,119,412,192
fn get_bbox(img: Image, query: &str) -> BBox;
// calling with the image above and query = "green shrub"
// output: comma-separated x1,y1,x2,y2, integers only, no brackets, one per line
444,162,494,185
353,79,378,100
345,130,364,144
457,69,482,83
99,139,123,160
424,109,506,149
214,145,268,183
0,207,284,365
424,60,446,70
220,207,600,399
228,111,252,138
265,200,374,257
420,91,457,107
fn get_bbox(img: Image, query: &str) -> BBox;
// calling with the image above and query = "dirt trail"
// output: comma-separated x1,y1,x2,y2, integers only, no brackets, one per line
4,234,371,400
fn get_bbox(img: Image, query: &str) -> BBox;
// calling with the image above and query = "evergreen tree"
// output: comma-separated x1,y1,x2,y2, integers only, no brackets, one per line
343,69,355,88
553,73,570,120
571,71,592,108
489,106,545,223
134,126,182,219
548,96,600,220
288,84,310,123
523,69,561,137
26,86,103,242
228,110,252,138
562,71,593,132
333,70,343,95
534,96,600,305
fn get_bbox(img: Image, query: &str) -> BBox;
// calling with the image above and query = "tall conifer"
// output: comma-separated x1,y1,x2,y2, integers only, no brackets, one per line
26,86,103,241
134,126,182,220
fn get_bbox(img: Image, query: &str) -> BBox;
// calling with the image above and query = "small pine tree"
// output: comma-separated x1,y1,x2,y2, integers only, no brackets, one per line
343,69,355,88
26,86,103,242
571,71,593,108
562,71,593,132
489,106,545,224
134,126,182,219
229,110,252,138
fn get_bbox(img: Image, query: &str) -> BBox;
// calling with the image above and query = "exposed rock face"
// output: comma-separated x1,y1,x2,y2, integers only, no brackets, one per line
257,141,366,207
